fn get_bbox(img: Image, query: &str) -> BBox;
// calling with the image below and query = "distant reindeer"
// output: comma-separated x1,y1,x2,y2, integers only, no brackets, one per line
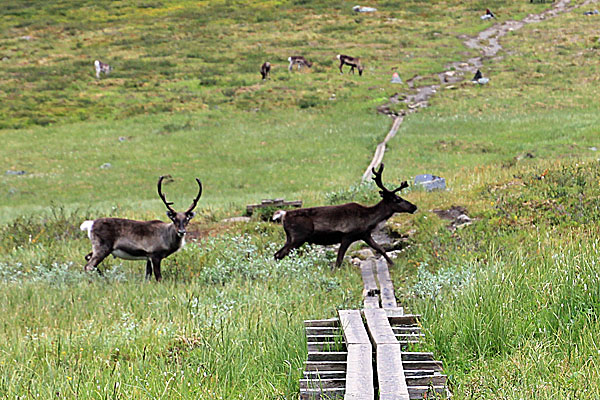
288,56,312,71
94,60,112,78
260,61,271,80
274,164,416,268
80,176,202,281
336,54,364,76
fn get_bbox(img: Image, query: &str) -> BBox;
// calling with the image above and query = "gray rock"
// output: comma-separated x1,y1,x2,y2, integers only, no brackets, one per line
5,170,26,176
414,174,446,191
100,163,112,169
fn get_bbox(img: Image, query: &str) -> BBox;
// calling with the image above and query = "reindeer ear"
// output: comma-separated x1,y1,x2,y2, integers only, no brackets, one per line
186,211,196,219
166,210,176,219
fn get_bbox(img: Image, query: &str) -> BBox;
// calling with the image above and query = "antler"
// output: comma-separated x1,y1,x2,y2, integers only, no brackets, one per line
185,178,203,214
372,163,408,194
372,163,388,192
157,175,177,214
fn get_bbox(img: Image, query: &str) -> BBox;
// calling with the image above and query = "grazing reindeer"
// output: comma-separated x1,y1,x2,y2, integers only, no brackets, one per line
94,60,112,78
274,164,417,268
336,54,364,76
80,176,202,281
288,56,312,71
260,61,271,80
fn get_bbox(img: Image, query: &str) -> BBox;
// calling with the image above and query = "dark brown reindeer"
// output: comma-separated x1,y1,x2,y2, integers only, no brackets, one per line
274,164,416,268
336,54,364,76
260,62,271,80
288,56,312,71
80,176,202,281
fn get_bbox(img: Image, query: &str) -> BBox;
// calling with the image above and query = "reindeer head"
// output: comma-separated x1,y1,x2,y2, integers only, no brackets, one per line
158,176,203,237
372,164,417,214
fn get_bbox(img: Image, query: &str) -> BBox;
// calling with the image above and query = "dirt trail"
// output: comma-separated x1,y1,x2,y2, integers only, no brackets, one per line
364,0,595,180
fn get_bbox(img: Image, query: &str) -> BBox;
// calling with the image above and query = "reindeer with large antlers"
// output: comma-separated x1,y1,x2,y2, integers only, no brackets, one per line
80,176,202,281
274,164,416,268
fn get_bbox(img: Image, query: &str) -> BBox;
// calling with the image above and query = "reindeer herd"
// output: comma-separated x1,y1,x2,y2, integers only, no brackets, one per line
81,164,416,281
94,54,364,82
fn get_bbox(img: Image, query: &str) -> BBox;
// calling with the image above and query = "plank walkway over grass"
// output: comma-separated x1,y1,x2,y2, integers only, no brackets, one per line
300,256,449,399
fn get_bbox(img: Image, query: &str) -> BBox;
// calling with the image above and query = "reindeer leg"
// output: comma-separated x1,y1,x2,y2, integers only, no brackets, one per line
334,238,355,268
84,247,110,274
150,257,163,282
350,66,355,74
363,235,394,265
339,63,344,74
145,259,153,280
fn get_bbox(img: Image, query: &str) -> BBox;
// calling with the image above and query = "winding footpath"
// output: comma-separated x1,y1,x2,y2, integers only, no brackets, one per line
363,0,596,181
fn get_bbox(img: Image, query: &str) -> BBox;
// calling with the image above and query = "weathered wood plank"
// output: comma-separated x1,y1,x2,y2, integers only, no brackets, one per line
402,360,443,371
304,361,347,371
304,371,347,379
405,374,447,386
306,327,341,335
305,318,339,327
307,352,347,361
388,314,421,325
377,343,410,400
344,343,374,400
308,342,347,352
364,308,397,346
401,352,434,361
300,378,346,389
360,259,380,309
339,310,370,345
392,326,422,335
307,334,342,342
385,307,404,317
375,257,397,308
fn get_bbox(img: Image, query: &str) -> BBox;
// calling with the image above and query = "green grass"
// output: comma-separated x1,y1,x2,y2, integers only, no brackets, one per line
3,0,600,398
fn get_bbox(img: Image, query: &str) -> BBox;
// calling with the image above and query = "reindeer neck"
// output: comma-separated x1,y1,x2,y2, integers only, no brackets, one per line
367,200,396,224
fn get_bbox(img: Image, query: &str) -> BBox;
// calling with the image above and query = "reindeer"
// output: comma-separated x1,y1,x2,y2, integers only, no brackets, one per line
336,54,364,76
94,60,112,79
274,164,416,268
80,176,202,281
288,56,312,71
260,61,271,80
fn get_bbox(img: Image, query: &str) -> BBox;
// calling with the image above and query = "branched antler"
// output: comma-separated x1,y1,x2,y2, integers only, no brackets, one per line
185,178,203,214
157,176,177,214
372,163,408,194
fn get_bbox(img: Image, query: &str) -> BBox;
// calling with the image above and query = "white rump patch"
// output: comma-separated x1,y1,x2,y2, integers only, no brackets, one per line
80,220,94,240
272,210,286,222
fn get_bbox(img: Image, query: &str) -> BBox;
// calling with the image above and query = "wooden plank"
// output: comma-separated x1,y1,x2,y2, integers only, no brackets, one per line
300,378,346,389
338,310,370,345
377,343,410,400
305,361,347,371
360,259,380,309
405,374,447,386
388,315,421,326
308,352,347,361
401,352,434,361
392,327,421,335
308,342,346,352
364,308,397,346
363,308,410,400
375,257,397,308
385,307,404,317
344,343,374,400
305,318,339,327
304,371,347,379
306,327,341,335
307,335,342,342
402,360,443,371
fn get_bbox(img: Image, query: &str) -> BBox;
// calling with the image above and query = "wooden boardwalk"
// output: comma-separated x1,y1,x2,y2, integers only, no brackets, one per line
300,256,449,399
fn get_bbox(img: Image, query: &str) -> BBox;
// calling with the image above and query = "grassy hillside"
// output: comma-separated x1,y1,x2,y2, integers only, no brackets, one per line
2,0,600,398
